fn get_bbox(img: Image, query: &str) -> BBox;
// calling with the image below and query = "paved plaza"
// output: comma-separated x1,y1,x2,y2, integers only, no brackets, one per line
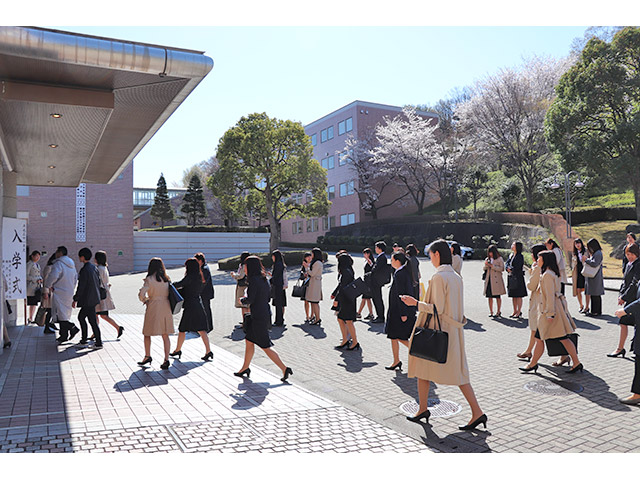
1,256,639,453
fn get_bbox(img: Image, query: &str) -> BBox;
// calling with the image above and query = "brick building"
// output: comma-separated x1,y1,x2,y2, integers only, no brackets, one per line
280,100,440,244
16,164,134,274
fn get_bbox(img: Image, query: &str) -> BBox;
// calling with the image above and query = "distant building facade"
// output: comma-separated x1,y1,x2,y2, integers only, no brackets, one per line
16,164,134,274
280,100,439,244
133,186,186,214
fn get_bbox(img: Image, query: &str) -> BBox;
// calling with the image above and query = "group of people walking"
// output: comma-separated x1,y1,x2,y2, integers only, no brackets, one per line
25,246,123,349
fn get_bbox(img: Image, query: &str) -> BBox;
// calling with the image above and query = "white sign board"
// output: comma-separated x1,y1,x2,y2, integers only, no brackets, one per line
2,217,27,300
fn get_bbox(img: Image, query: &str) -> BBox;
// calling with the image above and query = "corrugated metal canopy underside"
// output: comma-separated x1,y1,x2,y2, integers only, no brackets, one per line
0,27,212,187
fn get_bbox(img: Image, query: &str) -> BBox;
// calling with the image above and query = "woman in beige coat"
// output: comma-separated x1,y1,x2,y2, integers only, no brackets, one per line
517,244,546,361
305,248,323,325
519,251,583,374
138,257,175,370
483,245,505,317
401,240,487,431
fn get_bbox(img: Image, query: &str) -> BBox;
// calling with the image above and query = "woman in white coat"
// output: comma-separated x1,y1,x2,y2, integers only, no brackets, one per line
401,240,487,431
94,251,124,339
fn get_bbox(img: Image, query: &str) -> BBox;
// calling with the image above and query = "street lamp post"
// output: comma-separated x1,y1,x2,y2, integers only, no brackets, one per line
550,171,585,238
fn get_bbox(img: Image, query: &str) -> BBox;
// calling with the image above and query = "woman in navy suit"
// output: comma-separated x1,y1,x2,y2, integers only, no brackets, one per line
385,252,417,371
270,250,287,327
609,243,640,358
332,253,360,350
234,256,293,382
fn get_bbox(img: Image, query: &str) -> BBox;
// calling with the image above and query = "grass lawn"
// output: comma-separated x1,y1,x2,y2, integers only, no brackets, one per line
572,220,630,279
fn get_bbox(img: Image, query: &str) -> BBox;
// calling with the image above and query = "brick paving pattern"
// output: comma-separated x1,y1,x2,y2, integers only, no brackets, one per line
2,257,639,453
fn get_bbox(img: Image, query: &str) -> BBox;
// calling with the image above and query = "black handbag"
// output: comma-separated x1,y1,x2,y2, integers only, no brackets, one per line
168,282,184,314
292,278,309,298
33,287,42,303
409,306,449,364
545,333,579,356
341,277,371,302
241,313,252,333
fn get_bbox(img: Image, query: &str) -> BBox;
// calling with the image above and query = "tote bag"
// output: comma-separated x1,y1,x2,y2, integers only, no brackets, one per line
409,306,449,364
168,282,184,314
581,262,600,279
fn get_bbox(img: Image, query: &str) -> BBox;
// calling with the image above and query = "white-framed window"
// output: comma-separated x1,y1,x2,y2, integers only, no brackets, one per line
340,213,356,226
321,129,327,143
321,156,334,170
306,218,319,232
40,212,48,218
327,126,334,140
323,216,337,230
338,120,346,135
306,191,314,203
292,221,303,234
16,186,29,196
311,133,317,146
346,117,353,132
290,193,303,204
339,180,355,197
327,185,335,200
339,150,352,166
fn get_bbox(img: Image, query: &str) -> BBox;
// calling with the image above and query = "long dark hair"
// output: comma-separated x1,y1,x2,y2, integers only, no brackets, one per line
311,247,323,266
531,243,546,261
540,251,561,277
573,238,586,257
95,250,108,267
272,249,286,267
587,238,602,255
546,238,560,250
147,257,170,283
240,251,251,265
487,245,500,260
245,256,266,278
185,257,205,283
430,240,453,265
337,253,354,275
405,244,419,257
450,242,462,257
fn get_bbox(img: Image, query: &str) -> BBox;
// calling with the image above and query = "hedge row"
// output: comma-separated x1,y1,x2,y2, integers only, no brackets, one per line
540,206,636,224
217,250,329,271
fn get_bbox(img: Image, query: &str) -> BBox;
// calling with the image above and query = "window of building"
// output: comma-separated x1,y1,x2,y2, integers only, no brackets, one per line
306,191,313,203
338,120,345,135
327,185,335,200
311,133,317,146
17,211,29,219
40,212,48,218
16,186,29,196
117,213,124,219
346,117,353,132
327,126,334,140
321,155,334,170
290,193,303,204
339,180,355,197
329,216,336,229
340,213,356,226
306,218,319,232
321,129,327,143
292,221,303,234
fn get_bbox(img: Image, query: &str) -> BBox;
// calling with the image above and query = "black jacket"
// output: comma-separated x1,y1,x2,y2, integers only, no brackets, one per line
242,275,272,322
620,260,640,304
201,264,214,300
371,253,388,286
73,261,101,308
271,261,285,289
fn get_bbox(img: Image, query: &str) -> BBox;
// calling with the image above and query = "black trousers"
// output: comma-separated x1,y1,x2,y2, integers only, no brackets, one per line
590,295,602,315
371,284,385,321
58,320,75,339
78,306,102,346
632,352,640,395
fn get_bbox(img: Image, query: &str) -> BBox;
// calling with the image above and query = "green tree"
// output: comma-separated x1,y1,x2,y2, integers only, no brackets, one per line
545,27,640,220
211,112,329,250
149,173,175,229
462,165,488,219
181,174,208,227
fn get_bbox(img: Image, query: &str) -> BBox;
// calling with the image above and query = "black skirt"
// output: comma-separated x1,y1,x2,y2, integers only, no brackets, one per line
485,280,500,299
507,274,528,298
178,298,209,332
244,314,273,349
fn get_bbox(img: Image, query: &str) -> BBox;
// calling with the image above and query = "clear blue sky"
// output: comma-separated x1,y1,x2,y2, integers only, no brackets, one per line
56,26,589,188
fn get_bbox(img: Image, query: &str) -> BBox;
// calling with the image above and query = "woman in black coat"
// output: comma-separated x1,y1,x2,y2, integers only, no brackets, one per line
234,256,293,382
385,252,417,371
609,242,640,358
195,252,214,333
270,250,287,327
170,258,213,361
506,241,527,318
332,253,360,351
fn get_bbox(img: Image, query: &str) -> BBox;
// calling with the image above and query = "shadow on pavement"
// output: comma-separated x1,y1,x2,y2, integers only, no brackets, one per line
573,317,601,330
230,378,274,410
337,349,378,373
463,317,486,332
291,323,327,339
419,426,492,453
390,370,418,398
490,315,528,329
113,361,201,391
364,320,386,335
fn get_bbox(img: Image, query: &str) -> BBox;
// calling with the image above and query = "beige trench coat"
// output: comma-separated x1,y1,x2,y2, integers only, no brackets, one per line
231,266,248,308
537,270,576,341
452,254,463,277
138,276,175,336
483,256,506,296
527,263,542,332
305,261,323,302
408,265,470,386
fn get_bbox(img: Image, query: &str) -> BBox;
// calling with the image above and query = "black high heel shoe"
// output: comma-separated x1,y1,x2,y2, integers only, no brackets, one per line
519,364,538,373
334,340,351,349
3,341,11,349
160,360,170,370
347,342,361,351
201,351,213,361
137,356,152,366
281,367,293,382
568,363,583,374
458,413,487,431
406,409,430,423
234,367,251,378
385,361,402,371
169,350,182,359
607,349,626,358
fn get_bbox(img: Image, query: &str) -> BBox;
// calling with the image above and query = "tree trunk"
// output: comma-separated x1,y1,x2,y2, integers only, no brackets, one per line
633,181,640,222
265,187,279,252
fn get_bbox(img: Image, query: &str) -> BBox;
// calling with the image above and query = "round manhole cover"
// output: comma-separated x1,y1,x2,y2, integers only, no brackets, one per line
399,399,462,418
524,379,583,396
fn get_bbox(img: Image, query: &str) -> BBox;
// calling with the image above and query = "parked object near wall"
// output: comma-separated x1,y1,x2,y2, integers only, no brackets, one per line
133,231,270,271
